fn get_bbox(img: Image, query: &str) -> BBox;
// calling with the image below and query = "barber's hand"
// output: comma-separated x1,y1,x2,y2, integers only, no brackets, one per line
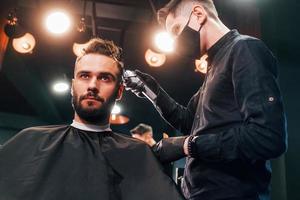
124,70,160,98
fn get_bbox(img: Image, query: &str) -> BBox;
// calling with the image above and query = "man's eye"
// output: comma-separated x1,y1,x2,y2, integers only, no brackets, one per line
99,75,112,82
80,74,89,79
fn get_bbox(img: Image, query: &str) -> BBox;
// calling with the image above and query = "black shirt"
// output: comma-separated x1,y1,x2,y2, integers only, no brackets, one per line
155,30,287,200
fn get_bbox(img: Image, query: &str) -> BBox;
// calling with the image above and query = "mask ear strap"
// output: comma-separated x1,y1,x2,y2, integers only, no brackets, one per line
186,12,193,27
187,11,203,33
198,14,207,32
197,24,202,32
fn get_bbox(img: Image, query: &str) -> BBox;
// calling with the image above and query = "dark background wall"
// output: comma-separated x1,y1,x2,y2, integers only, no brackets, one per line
258,0,300,199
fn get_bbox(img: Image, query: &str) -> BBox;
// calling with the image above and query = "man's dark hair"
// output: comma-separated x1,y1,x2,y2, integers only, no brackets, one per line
157,0,218,26
130,123,153,136
76,38,124,81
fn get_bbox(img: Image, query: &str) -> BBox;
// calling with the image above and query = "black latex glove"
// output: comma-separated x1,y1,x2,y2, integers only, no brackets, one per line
124,70,160,98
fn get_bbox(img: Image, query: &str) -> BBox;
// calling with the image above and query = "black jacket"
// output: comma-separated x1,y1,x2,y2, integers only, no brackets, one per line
153,30,287,200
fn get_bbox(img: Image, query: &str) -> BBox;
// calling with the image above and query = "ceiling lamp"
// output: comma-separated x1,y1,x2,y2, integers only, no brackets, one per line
73,18,90,57
12,33,36,54
4,10,36,54
73,42,89,57
52,81,69,93
45,11,71,34
73,0,91,57
109,104,129,125
195,54,208,74
145,49,166,67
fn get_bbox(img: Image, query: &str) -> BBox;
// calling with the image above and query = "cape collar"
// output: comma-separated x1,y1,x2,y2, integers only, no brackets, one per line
71,120,112,133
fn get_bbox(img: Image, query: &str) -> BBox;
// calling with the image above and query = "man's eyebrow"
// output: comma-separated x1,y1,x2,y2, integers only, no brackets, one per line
78,70,90,73
76,70,90,76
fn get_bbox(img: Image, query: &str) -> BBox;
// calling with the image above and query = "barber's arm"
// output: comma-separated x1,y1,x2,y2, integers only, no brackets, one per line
184,40,287,163
125,70,200,135
124,71,199,163
151,136,187,164
151,88,200,163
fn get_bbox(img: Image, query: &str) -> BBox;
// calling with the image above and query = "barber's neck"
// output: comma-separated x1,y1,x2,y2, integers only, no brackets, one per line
73,113,110,126
202,18,230,53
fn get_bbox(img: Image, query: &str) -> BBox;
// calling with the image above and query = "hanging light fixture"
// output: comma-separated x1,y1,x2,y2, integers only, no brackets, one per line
109,104,130,125
143,0,171,67
72,0,91,57
145,48,166,67
72,16,90,57
53,81,69,93
12,33,36,54
51,74,70,94
111,104,121,121
73,42,89,57
73,18,90,57
4,9,36,54
195,54,208,74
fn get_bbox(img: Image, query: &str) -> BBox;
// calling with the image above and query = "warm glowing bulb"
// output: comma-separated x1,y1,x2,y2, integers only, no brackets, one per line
195,54,208,74
154,32,174,53
111,104,121,114
21,42,31,50
53,82,69,93
46,11,71,34
111,114,116,120
145,49,166,67
150,56,158,63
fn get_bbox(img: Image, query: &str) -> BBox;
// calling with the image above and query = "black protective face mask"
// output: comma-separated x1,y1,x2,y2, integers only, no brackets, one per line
175,17,201,60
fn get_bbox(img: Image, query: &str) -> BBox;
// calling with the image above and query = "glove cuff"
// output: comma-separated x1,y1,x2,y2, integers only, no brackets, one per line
187,136,197,158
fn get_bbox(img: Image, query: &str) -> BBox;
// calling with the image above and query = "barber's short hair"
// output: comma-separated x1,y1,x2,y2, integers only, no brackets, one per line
130,123,153,136
75,38,124,80
157,0,218,26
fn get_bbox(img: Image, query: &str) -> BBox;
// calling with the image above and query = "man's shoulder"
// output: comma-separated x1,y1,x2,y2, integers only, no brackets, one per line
20,125,69,135
2,125,69,147
232,33,268,51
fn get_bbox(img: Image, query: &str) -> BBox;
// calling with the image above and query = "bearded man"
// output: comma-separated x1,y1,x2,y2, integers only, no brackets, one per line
0,38,184,200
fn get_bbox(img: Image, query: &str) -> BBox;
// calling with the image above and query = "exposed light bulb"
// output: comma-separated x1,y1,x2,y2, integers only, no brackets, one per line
154,32,174,53
53,82,69,93
46,11,71,34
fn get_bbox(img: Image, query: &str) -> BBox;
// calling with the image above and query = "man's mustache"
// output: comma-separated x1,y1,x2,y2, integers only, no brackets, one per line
79,91,105,103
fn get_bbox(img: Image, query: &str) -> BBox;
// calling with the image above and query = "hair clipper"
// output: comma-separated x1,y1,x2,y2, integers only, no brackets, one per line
122,70,157,103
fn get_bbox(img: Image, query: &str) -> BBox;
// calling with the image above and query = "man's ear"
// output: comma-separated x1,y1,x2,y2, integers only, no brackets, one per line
192,5,207,25
71,79,74,96
116,84,124,101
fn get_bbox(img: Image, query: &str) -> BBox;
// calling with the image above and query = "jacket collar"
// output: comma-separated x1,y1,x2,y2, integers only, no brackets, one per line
206,29,239,65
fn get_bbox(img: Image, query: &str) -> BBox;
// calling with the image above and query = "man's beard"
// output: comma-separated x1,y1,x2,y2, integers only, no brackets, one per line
72,90,117,124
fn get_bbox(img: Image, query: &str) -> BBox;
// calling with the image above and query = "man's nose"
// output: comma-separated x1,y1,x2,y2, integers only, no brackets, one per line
87,77,99,92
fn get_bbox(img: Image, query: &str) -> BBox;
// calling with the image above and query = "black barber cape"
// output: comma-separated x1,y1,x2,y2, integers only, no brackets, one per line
0,125,183,200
